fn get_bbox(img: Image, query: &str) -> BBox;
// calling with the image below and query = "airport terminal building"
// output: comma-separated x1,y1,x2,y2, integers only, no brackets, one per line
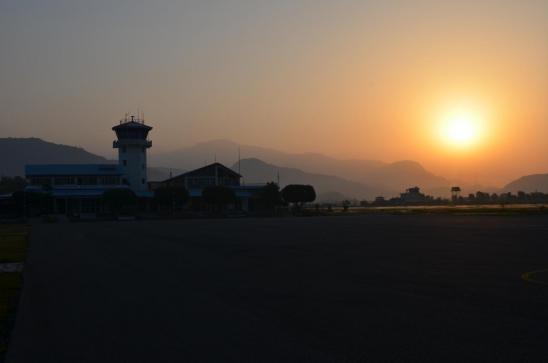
24,116,262,215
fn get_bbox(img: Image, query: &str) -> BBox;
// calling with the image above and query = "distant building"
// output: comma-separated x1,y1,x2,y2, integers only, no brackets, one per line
374,196,386,204
23,116,264,215
400,186,428,203
160,162,241,189
156,162,262,211
25,164,130,214
112,115,152,192
451,186,461,201
25,116,153,215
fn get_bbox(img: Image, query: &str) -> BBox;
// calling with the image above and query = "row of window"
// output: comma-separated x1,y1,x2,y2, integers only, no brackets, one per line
29,176,121,186
115,129,149,140
186,176,239,187
121,146,147,153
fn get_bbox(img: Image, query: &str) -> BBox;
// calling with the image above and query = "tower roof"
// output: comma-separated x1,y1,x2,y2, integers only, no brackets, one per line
113,115,152,132
112,120,152,132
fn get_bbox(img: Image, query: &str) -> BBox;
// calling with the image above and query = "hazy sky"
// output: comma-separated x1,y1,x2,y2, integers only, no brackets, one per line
1,0,547,185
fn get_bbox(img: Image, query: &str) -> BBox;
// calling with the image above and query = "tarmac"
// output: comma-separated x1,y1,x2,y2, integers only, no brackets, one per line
6,215,548,362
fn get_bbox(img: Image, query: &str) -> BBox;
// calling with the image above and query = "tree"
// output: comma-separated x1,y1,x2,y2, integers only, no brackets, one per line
342,200,351,211
102,188,137,215
257,182,283,211
281,184,316,209
202,186,235,212
154,186,189,212
0,176,27,194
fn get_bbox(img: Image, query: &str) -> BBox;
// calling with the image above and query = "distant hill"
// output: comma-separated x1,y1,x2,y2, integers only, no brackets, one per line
502,174,548,193
151,139,450,196
231,158,393,201
0,137,180,181
0,138,110,176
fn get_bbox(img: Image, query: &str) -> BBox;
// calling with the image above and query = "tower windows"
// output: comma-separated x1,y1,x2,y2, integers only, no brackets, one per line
123,160,127,166
122,146,127,153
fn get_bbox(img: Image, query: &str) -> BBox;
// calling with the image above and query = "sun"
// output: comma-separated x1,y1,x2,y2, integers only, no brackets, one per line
439,107,485,148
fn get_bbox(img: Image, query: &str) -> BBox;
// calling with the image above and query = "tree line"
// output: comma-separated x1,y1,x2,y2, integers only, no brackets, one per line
1,178,316,217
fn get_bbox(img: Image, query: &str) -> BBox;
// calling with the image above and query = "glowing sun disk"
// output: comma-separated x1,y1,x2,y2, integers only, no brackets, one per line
439,108,484,148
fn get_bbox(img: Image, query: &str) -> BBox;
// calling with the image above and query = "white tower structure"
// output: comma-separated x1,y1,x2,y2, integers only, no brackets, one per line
112,115,152,192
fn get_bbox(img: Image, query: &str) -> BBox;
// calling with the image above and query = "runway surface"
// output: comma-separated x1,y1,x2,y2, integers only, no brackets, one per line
7,215,548,362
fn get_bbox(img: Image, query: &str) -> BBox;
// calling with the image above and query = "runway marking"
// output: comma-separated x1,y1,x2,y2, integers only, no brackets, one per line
521,269,548,286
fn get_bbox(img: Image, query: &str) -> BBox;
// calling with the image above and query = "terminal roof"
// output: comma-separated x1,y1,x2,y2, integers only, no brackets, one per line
25,164,122,176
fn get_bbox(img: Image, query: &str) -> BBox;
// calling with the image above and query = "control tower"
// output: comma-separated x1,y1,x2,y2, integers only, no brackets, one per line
112,115,152,192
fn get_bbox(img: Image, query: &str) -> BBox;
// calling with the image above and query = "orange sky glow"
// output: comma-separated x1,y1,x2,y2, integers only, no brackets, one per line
1,1,547,187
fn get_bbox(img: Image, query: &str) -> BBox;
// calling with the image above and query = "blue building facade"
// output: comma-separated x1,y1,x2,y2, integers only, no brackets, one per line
25,164,133,215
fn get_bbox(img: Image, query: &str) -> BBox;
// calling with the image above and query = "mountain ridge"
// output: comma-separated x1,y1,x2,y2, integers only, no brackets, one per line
150,139,450,195
502,174,548,193
1,137,522,198
0,138,180,182
231,158,391,201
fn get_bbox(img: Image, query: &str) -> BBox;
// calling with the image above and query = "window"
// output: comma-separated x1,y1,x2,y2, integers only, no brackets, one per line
142,164,145,170
123,160,127,166
54,177,72,185
30,177,52,186
122,146,127,153
103,176,120,185
80,176,98,185
142,178,145,184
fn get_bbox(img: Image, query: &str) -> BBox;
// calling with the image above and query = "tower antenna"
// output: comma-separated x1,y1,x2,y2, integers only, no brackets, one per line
238,146,241,175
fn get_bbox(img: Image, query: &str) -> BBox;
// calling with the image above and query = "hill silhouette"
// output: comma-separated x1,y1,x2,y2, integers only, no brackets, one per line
232,158,393,200
151,139,450,195
502,174,548,193
0,137,180,181
0,138,109,176
3,137,508,198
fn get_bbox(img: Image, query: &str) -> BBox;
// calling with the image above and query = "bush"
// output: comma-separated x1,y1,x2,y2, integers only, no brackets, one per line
154,186,189,212
102,188,137,215
202,186,235,211
257,182,283,211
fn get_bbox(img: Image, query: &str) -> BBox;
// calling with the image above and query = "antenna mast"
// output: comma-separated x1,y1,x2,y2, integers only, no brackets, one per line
238,146,241,175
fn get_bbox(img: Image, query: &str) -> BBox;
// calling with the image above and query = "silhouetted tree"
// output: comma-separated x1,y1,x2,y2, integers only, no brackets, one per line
102,189,137,215
0,176,27,194
257,182,283,211
342,200,351,211
281,184,316,209
154,186,189,212
202,186,235,212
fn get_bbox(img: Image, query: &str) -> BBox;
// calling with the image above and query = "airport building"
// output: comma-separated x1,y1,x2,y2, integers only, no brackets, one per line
24,115,153,215
24,116,262,215
155,162,262,211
